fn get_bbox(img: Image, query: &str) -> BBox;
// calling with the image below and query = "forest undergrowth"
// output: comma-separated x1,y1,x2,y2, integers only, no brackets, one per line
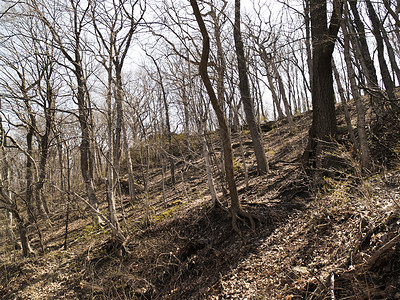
1,104,400,300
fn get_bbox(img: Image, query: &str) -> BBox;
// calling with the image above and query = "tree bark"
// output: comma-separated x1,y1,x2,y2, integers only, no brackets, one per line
380,19,400,84
149,55,176,184
271,60,295,131
122,119,136,206
106,57,120,239
0,157,33,257
365,0,396,107
304,0,313,92
332,60,357,148
76,65,100,224
233,0,268,174
303,0,342,168
342,15,372,171
26,123,36,221
199,118,218,206
190,0,256,234
348,1,379,89
35,66,56,218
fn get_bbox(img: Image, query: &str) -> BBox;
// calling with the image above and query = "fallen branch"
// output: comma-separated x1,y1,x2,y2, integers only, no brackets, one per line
330,272,335,300
364,233,400,268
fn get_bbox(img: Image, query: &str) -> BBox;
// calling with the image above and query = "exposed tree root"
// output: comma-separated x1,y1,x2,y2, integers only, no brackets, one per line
231,207,258,237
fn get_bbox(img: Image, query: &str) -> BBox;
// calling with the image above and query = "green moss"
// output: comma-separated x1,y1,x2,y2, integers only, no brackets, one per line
232,158,242,172
81,223,107,239
153,200,183,222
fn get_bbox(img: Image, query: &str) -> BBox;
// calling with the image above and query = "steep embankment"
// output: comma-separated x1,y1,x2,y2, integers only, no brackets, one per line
1,107,400,299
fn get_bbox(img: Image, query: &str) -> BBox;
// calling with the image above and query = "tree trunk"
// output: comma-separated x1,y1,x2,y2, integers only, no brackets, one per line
190,0,256,234
26,125,36,221
122,119,136,205
149,55,176,184
0,162,33,257
342,14,372,171
76,67,100,225
106,60,120,239
259,46,285,120
210,2,229,177
35,65,56,218
271,61,295,131
4,209,18,249
381,21,400,85
347,1,384,117
14,210,34,257
303,0,342,168
114,67,123,179
64,144,71,250
348,1,379,89
365,0,396,106
233,0,268,174
199,118,218,206
332,60,357,148
304,0,313,92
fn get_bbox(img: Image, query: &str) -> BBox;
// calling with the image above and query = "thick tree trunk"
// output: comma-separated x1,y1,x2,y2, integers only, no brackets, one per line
233,0,268,174
303,0,342,168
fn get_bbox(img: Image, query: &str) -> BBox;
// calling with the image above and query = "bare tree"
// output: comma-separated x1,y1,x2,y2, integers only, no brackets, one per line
190,0,256,234
0,111,34,257
332,59,357,148
365,0,396,108
341,9,371,171
145,53,176,184
30,0,100,224
233,0,268,174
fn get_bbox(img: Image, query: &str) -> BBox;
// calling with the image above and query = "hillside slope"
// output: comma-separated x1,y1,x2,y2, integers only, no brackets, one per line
1,107,400,299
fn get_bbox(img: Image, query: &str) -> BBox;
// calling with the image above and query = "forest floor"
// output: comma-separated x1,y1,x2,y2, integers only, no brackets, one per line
1,105,400,299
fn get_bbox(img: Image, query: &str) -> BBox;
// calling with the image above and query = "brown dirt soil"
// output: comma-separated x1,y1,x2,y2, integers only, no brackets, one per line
1,106,400,299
